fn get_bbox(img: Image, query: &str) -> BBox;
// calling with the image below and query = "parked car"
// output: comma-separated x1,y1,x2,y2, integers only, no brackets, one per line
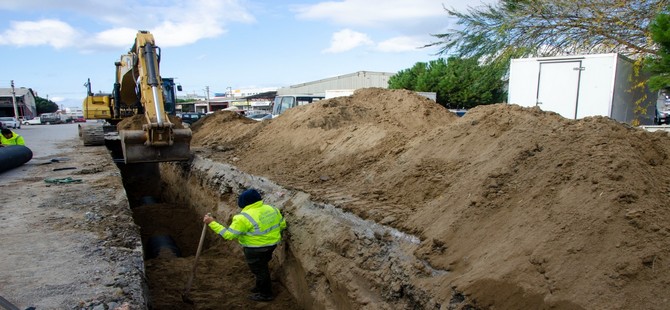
0,117,21,129
178,112,206,125
22,118,42,125
247,113,272,121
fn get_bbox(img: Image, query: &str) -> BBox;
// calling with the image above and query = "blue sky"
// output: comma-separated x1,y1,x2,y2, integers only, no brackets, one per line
0,0,494,109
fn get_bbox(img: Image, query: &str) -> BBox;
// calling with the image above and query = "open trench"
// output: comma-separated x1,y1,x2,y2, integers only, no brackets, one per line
115,154,458,309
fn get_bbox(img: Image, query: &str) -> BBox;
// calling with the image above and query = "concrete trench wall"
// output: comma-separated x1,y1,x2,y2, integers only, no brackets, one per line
159,155,451,309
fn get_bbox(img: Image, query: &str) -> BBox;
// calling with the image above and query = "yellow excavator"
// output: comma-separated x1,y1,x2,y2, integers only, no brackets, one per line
81,30,191,163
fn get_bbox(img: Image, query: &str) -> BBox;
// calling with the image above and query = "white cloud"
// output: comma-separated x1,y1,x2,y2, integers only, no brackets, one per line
375,36,427,52
298,0,496,54
89,28,138,48
0,0,116,11
295,0,495,29
135,0,254,47
0,0,255,50
322,29,373,53
151,21,226,47
0,19,79,48
295,0,448,28
50,96,66,103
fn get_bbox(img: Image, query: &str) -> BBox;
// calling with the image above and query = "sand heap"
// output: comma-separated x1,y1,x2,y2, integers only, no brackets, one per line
117,114,185,130
191,88,670,309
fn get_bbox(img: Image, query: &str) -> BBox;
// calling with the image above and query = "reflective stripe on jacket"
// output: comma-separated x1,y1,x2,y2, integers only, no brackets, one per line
0,133,25,146
208,200,286,247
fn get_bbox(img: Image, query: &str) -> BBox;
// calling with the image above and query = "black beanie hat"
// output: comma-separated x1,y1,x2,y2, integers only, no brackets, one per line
238,189,262,208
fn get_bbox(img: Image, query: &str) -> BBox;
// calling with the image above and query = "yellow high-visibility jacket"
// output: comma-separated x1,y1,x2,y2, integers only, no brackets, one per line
1,132,25,146
208,200,286,247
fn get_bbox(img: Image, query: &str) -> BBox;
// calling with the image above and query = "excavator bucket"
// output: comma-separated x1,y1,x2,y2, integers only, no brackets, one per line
120,128,192,163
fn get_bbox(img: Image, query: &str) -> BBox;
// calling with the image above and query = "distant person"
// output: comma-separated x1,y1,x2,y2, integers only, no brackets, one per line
0,128,25,147
203,188,286,302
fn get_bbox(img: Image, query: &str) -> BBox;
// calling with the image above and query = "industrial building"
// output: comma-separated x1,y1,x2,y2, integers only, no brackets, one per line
0,87,37,119
182,71,396,114
276,71,394,96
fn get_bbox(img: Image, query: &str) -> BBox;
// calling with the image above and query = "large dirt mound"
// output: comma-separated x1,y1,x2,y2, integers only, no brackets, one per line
192,88,670,309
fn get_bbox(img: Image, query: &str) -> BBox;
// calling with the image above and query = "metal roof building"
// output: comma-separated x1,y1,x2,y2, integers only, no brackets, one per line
277,71,395,96
0,87,37,119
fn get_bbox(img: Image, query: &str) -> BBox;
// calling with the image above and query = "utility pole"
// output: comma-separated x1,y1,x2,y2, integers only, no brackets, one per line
11,80,19,119
205,86,210,113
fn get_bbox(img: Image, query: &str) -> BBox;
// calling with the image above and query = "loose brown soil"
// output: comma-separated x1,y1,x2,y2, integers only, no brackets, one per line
117,114,185,130
187,88,670,309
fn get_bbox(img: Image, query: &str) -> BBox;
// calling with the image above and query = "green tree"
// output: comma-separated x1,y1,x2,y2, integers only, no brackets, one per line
429,0,666,62
388,63,428,90
440,57,506,108
647,7,670,91
415,59,448,93
35,96,58,114
389,57,506,109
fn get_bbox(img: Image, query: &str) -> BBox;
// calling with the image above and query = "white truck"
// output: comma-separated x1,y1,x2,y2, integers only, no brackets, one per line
508,53,656,125
40,112,68,124
272,95,325,118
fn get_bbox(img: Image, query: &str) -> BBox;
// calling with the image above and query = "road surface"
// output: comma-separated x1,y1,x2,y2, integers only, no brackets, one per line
0,122,146,309
0,122,79,182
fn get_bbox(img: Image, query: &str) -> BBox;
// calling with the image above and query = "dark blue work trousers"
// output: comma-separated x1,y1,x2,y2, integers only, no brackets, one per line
243,245,277,297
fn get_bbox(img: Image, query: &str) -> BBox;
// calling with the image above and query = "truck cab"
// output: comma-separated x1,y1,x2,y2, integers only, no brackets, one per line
40,112,66,125
272,95,325,118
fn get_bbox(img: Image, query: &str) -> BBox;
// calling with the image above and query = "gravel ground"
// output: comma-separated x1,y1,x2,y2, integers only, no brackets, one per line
0,123,147,309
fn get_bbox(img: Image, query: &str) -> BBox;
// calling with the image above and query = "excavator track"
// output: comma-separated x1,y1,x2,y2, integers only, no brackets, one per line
78,124,105,146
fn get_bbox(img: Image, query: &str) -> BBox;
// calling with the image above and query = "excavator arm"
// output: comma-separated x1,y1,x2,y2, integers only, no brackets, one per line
81,30,191,163
115,31,191,163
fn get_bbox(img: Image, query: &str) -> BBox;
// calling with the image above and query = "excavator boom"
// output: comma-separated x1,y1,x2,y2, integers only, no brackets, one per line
82,30,191,163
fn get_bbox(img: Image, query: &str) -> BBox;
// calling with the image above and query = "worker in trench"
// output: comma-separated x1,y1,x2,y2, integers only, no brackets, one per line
0,128,25,147
203,188,287,302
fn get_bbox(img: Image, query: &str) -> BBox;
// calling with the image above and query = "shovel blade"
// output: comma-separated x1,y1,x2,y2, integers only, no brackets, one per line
119,128,191,163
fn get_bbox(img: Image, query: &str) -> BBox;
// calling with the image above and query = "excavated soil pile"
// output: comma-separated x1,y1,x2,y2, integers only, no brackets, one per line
191,88,670,309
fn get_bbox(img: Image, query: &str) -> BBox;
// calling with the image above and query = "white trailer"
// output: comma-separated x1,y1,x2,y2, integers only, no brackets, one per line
416,92,437,102
508,53,656,125
325,89,355,99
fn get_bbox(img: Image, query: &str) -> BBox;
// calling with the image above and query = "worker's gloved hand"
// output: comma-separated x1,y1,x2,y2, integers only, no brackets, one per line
203,214,215,224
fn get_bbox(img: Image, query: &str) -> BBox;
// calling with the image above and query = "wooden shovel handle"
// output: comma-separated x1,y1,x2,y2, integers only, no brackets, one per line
184,215,209,294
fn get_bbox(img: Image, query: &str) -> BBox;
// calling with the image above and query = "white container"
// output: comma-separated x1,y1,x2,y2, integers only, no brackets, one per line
508,53,656,125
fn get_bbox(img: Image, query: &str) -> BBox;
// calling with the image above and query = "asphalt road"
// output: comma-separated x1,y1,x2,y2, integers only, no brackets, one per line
0,122,81,182
13,122,81,157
